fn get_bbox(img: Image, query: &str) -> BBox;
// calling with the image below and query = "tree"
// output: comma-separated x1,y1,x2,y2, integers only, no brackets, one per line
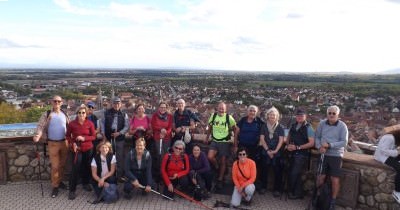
0,103,24,124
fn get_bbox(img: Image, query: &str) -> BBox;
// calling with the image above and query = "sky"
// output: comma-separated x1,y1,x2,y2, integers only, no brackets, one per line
0,0,400,73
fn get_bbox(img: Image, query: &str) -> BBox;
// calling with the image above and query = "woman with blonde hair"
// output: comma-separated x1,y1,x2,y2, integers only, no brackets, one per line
91,141,117,201
258,107,285,196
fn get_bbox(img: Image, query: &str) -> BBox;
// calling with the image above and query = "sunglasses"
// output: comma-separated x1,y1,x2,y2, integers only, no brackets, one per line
78,112,86,114
174,146,183,151
88,106,94,109
238,153,247,156
53,100,62,103
328,112,336,116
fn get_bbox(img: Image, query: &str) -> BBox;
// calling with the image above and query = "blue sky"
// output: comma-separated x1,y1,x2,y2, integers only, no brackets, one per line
0,0,400,73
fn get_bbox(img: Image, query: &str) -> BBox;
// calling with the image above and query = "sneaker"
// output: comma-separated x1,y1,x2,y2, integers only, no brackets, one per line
68,191,76,200
58,182,67,190
393,191,400,204
51,188,59,198
83,184,92,192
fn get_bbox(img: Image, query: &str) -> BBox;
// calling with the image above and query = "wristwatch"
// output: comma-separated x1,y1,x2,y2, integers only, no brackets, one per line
296,145,301,150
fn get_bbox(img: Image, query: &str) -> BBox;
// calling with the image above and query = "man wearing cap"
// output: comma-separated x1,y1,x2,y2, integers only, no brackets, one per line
315,105,348,210
87,101,101,151
102,97,129,181
285,108,315,200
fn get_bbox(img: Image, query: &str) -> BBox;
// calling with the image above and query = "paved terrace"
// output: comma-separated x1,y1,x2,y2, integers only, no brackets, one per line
0,180,312,210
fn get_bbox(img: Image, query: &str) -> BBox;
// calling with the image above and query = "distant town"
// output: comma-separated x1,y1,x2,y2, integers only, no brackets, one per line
1,69,400,147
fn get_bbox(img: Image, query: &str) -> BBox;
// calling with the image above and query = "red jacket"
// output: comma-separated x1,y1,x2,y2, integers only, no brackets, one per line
151,112,173,141
161,153,189,186
66,119,96,152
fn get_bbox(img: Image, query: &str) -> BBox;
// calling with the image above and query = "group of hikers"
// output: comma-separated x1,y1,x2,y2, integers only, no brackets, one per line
32,95,353,210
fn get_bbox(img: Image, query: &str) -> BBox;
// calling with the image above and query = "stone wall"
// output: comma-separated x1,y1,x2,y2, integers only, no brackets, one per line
1,136,400,210
1,138,50,182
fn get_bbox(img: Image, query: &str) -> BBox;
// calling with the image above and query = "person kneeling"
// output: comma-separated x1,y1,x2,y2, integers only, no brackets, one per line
161,140,190,198
231,148,257,207
91,141,117,203
123,138,153,199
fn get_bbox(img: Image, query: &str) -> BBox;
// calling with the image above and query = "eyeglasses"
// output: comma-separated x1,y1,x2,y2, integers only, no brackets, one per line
53,100,62,103
78,112,86,114
238,153,247,156
328,112,336,116
160,106,167,109
174,146,183,151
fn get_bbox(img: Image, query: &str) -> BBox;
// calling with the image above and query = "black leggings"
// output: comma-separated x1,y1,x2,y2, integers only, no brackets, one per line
385,155,400,192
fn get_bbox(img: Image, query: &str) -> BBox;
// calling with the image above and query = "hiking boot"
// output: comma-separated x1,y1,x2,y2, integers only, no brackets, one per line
242,198,252,206
68,191,76,200
288,193,303,200
393,191,400,204
215,180,224,190
329,202,335,210
258,188,267,195
273,191,281,197
51,188,59,198
124,192,132,200
58,182,67,190
83,184,92,192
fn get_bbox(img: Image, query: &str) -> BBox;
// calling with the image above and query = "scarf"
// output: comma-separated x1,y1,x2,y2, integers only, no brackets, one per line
158,111,168,121
266,121,278,140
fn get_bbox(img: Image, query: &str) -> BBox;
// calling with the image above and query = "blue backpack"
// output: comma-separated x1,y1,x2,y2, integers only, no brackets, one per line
102,183,119,203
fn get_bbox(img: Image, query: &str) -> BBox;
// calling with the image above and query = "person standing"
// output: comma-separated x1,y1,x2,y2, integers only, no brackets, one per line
206,102,237,190
129,103,152,150
87,101,102,152
151,102,173,185
258,107,285,196
66,105,96,200
102,97,129,181
315,105,348,210
234,105,263,160
285,109,315,199
33,95,69,198
231,147,257,207
172,99,199,153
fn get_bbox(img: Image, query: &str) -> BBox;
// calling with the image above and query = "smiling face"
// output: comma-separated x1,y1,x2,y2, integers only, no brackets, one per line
192,145,201,158
99,144,110,156
52,96,62,110
158,103,167,114
136,104,145,117
112,101,122,111
76,107,87,121
177,99,185,111
135,139,146,154
327,107,339,123
247,107,257,119
237,149,247,162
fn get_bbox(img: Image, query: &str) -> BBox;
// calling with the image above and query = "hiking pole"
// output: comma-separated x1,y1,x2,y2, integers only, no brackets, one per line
111,130,117,178
139,185,174,201
35,143,44,197
174,188,214,210
214,200,250,210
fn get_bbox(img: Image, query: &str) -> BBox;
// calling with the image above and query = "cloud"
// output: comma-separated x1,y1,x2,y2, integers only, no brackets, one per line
169,41,219,51
0,38,42,48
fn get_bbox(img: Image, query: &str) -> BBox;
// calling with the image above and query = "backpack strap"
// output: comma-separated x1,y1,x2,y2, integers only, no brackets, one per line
236,161,249,180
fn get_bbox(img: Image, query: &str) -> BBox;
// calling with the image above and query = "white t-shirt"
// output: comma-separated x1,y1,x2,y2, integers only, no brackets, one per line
91,155,117,178
47,112,67,140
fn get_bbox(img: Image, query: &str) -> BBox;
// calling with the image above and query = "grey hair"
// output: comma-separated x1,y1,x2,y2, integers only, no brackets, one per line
265,106,280,121
177,99,185,105
327,105,340,114
248,105,258,113
173,140,186,150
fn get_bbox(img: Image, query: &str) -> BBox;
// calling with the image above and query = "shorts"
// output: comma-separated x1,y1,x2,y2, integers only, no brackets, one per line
320,155,343,177
209,141,232,158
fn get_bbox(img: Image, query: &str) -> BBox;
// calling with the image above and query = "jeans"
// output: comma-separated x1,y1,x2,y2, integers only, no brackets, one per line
231,184,255,207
